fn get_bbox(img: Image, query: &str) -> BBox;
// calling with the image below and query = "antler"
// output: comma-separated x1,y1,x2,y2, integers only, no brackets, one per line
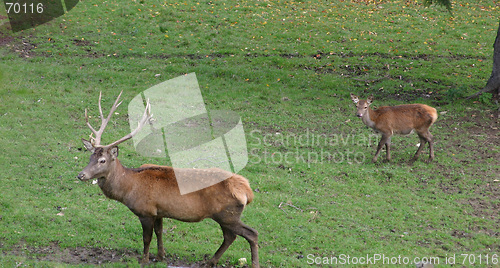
85,91,123,146
85,91,152,148
106,99,151,148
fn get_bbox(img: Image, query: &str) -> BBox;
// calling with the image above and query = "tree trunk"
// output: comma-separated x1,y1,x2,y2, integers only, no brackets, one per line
467,21,500,100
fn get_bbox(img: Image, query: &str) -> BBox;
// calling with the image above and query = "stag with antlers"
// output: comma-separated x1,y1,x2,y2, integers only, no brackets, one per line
77,91,259,267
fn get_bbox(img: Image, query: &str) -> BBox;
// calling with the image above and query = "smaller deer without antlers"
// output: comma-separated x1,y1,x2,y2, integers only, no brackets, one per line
77,91,259,267
350,94,438,162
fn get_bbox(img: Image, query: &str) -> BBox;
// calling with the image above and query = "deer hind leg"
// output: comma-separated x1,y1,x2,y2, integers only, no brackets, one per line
423,131,434,161
210,207,259,268
208,226,237,267
139,217,154,264
413,130,434,162
428,132,435,161
214,221,259,268
154,217,165,261
412,136,427,162
238,222,259,268
385,138,392,162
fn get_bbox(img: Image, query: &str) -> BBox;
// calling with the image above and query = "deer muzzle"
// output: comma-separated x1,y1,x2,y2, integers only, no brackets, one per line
77,171,90,181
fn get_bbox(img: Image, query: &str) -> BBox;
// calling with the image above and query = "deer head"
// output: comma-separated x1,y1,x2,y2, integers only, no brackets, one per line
350,93,373,118
78,91,152,181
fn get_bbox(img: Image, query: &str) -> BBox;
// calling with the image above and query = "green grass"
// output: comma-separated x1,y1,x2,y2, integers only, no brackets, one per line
0,0,499,267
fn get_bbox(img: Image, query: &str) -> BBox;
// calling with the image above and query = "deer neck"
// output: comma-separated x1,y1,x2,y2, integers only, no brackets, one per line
97,159,134,202
362,107,377,129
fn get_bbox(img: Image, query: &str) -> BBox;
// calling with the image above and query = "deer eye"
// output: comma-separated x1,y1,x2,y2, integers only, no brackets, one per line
99,159,106,164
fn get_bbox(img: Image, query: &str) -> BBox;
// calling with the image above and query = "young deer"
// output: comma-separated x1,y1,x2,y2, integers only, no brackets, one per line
350,94,438,162
77,92,259,267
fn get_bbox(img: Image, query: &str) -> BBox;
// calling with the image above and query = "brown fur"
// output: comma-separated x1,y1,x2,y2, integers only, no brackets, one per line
78,143,259,267
137,164,254,206
350,94,438,162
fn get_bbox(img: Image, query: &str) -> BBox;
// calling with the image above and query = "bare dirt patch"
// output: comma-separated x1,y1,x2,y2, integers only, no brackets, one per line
3,241,242,267
437,109,500,239
440,110,499,165
0,16,14,46
10,243,138,265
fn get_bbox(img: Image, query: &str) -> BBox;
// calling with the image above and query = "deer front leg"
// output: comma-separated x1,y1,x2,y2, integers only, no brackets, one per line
139,217,154,264
154,218,165,261
373,134,390,162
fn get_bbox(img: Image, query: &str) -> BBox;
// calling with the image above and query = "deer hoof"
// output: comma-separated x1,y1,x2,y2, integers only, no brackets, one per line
157,253,165,261
139,258,150,265
205,259,218,267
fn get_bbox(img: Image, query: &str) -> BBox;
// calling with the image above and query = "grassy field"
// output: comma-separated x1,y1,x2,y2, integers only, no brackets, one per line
0,0,499,267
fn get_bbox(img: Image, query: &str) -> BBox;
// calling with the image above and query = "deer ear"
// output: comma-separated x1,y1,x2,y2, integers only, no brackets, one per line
350,93,359,104
82,139,95,153
367,95,374,104
110,147,119,160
